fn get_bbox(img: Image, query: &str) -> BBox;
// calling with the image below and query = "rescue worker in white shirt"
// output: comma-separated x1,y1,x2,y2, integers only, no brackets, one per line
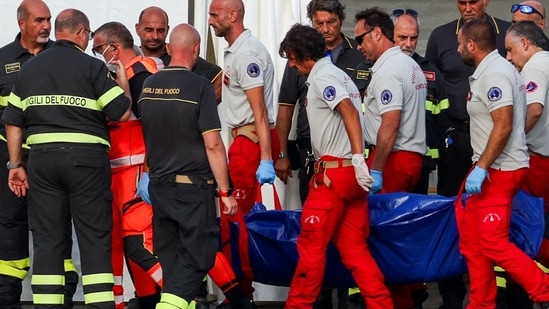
92,21,159,309
354,8,426,308
278,23,393,309
456,18,549,308
505,20,549,309
208,0,280,304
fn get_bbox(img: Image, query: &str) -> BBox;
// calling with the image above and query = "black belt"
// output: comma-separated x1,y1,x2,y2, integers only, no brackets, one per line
449,118,470,133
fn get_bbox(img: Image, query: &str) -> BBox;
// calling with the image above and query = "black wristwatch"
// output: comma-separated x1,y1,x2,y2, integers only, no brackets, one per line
6,161,23,170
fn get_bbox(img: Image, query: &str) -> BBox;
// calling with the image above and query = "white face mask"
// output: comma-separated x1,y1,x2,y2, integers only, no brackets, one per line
92,44,115,65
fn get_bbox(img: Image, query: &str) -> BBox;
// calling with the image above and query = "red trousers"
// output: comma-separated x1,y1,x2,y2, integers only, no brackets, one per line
285,157,393,309
458,167,549,308
522,155,549,268
111,166,157,308
368,150,423,308
367,150,423,194
228,128,280,215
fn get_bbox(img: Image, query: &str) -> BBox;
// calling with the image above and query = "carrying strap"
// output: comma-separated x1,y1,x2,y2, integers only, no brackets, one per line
219,184,282,281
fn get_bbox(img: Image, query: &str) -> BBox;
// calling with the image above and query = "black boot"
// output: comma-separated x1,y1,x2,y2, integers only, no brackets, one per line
0,275,22,309
313,289,332,309
505,282,533,309
63,270,79,309
222,284,254,309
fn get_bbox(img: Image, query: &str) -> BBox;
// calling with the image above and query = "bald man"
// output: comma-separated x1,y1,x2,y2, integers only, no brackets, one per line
512,0,546,29
138,24,237,309
136,6,223,103
0,1,78,307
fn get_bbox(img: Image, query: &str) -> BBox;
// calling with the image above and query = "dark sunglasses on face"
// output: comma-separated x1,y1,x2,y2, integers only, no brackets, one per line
355,28,375,45
511,4,544,18
391,8,419,17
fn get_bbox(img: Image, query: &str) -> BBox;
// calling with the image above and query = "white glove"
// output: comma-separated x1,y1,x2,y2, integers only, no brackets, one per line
351,154,374,192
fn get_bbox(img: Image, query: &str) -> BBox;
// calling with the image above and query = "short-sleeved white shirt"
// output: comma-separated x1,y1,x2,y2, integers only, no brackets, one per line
306,57,364,159
222,29,275,128
522,51,549,156
467,50,529,170
363,46,426,155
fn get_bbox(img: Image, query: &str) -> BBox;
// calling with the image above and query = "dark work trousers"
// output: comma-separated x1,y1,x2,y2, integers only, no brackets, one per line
28,144,114,309
150,180,218,304
437,128,471,308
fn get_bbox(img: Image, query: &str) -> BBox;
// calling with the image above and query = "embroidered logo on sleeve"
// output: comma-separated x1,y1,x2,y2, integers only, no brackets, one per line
247,63,260,77
487,87,502,102
526,81,539,93
423,71,435,81
323,86,336,101
380,89,392,104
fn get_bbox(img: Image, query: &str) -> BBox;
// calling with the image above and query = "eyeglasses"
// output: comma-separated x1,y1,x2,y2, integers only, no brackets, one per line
391,9,419,17
77,28,95,41
511,4,544,18
354,28,375,45
91,42,112,56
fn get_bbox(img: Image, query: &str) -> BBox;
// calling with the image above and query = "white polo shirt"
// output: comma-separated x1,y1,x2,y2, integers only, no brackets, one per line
363,46,426,155
522,51,549,156
467,50,529,170
222,29,275,128
306,57,364,159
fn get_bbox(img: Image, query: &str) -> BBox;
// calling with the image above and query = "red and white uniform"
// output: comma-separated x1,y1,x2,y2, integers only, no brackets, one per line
460,50,549,307
222,29,279,215
110,56,158,308
519,51,549,267
285,57,392,309
364,46,426,193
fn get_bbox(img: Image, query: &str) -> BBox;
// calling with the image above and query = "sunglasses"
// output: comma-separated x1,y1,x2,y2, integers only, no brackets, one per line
354,28,375,45
391,9,419,17
511,4,544,18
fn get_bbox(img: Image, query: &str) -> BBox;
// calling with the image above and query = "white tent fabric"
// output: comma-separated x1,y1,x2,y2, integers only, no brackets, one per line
0,0,311,303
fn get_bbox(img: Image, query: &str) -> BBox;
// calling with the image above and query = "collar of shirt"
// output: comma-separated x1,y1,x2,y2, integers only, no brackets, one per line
470,50,500,81
371,46,401,73
306,56,332,85
224,29,252,54
9,32,53,60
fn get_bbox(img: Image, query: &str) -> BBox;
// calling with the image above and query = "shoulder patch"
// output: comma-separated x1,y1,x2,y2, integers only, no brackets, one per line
247,63,260,77
423,71,435,81
380,89,393,104
5,62,20,74
323,86,336,101
487,87,502,102
526,81,539,93
356,70,370,80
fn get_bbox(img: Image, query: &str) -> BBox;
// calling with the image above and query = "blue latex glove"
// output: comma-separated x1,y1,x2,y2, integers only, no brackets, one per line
465,165,487,194
256,160,275,185
136,172,151,204
370,170,383,194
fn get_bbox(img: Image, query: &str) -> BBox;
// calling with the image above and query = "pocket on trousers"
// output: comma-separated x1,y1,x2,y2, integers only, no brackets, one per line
301,200,332,232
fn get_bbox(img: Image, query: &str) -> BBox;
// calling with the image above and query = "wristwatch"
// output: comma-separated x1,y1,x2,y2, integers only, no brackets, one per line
6,161,23,170
278,152,287,159
218,188,233,197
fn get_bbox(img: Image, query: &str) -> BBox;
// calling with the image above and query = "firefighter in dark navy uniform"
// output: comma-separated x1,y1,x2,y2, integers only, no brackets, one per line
137,23,238,309
2,8,132,309
0,1,78,308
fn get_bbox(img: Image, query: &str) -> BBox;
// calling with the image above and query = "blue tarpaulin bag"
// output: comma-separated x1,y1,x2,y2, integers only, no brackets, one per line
226,190,544,287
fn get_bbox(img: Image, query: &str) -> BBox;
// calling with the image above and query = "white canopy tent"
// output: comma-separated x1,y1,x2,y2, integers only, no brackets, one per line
0,0,310,303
